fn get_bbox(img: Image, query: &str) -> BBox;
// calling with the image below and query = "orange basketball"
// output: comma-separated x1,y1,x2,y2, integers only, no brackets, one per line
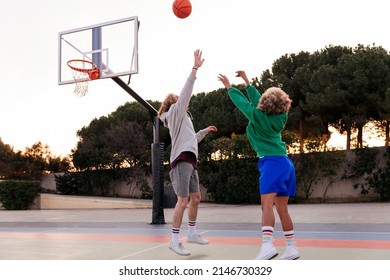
172,0,192,19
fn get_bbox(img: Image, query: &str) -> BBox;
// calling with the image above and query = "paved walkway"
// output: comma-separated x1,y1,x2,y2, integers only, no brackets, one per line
0,202,389,260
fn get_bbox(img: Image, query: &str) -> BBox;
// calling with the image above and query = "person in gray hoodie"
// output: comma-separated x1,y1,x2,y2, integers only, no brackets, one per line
158,49,217,256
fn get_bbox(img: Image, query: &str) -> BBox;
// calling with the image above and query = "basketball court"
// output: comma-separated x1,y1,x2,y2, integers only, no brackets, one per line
6,12,381,279
3,13,384,265
0,202,389,260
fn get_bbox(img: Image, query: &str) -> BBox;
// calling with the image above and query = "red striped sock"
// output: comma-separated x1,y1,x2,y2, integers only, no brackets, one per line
188,221,196,236
284,230,295,246
262,226,274,245
172,228,180,244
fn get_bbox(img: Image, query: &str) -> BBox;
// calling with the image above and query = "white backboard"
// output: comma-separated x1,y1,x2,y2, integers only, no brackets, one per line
58,16,139,85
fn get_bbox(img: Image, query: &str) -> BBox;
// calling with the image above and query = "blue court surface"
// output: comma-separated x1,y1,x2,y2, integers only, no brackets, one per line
0,202,389,260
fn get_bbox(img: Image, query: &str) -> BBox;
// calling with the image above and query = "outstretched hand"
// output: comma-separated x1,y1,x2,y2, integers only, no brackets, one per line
194,49,205,69
217,74,231,89
206,126,218,133
235,70,250,85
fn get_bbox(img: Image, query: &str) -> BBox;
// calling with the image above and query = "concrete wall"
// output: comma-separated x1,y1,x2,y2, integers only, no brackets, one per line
40,170,379,208
298,148,385,203
39,147,388,208
42,173,211,201
33,193,152,210
304,175,379,202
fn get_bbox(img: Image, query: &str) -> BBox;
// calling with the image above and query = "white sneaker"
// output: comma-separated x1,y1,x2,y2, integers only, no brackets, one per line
169,242,191,256
279,245,300,260
187,234,209,245
255,246,278,260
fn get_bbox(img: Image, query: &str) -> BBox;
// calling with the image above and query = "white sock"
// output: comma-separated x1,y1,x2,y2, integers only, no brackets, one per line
284,230,295,246
262,226,274,248
188,221,196,236
171,228,180,244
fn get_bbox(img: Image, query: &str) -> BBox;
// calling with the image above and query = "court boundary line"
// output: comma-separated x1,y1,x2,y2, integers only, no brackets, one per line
114,230,211,260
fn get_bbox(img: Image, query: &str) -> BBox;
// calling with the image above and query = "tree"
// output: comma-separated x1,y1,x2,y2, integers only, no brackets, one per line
190,88,247,138
266,44,390,151
260,50,321,152
0,138,70,180
23,142,50,179
0,138,14,179
382,89,390,145
104,121,149,168
72,114,149,171
72,116,113,170
335,44,390,148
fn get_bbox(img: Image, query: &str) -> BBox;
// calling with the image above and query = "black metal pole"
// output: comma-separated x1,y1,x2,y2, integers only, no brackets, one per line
112,77,157,116
112,77,165,224
151,139,165,224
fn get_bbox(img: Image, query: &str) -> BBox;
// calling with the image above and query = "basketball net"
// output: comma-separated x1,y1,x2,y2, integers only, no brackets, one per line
67,60,100,96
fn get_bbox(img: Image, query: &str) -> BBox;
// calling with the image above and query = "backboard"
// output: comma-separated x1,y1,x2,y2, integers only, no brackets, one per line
58,16,139,85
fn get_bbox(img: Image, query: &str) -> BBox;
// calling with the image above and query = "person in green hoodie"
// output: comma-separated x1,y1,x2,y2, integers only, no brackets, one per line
158,50,217,257
218,71,299,260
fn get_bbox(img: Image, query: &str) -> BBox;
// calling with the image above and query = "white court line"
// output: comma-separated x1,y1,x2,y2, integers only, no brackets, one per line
115,230,210,260
115,243,170,260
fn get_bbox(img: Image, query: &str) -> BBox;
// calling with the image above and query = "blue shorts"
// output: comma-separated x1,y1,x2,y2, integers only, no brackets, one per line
258,156,296,197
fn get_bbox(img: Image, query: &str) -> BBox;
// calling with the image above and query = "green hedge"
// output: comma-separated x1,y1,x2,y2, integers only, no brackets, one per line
0,180,42,210
354,146,390,201
199,158,259,204
54,167,151,198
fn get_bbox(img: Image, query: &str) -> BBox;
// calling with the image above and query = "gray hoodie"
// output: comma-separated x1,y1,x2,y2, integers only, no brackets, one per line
159,73,209,164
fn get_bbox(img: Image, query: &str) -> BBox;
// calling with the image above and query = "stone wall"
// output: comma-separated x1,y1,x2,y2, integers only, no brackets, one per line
41,169,380,204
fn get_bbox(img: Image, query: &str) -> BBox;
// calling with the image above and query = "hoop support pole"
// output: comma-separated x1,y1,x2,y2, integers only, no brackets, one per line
111,77,165,225
112,77,157,116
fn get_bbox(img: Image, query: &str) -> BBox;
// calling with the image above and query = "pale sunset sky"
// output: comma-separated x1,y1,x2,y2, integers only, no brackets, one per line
0,0,389,156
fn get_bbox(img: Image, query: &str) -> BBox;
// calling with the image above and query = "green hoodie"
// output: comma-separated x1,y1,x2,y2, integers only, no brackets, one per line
227,85,288,157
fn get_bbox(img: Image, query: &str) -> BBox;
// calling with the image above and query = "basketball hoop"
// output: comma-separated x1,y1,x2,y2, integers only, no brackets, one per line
67,59,100,96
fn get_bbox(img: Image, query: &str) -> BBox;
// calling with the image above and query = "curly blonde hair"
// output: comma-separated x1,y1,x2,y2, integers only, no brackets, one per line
257,87,292,115
158,93,178,117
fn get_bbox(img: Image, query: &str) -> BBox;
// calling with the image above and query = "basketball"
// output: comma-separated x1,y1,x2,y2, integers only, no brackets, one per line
172,0,192,19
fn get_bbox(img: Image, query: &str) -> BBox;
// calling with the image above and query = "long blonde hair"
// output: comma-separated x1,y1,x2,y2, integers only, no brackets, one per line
257,87,292,115
158,93,178,117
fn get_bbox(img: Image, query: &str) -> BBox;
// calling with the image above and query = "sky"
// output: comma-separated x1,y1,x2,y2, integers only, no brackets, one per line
0,0,389,157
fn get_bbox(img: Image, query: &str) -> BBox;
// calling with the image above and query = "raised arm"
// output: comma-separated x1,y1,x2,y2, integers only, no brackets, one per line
236,70,260,106
218,73,257,123
217,74,232,89
235,70,250,86
175,49,205,114
191,49,205,76
218,70,250,88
